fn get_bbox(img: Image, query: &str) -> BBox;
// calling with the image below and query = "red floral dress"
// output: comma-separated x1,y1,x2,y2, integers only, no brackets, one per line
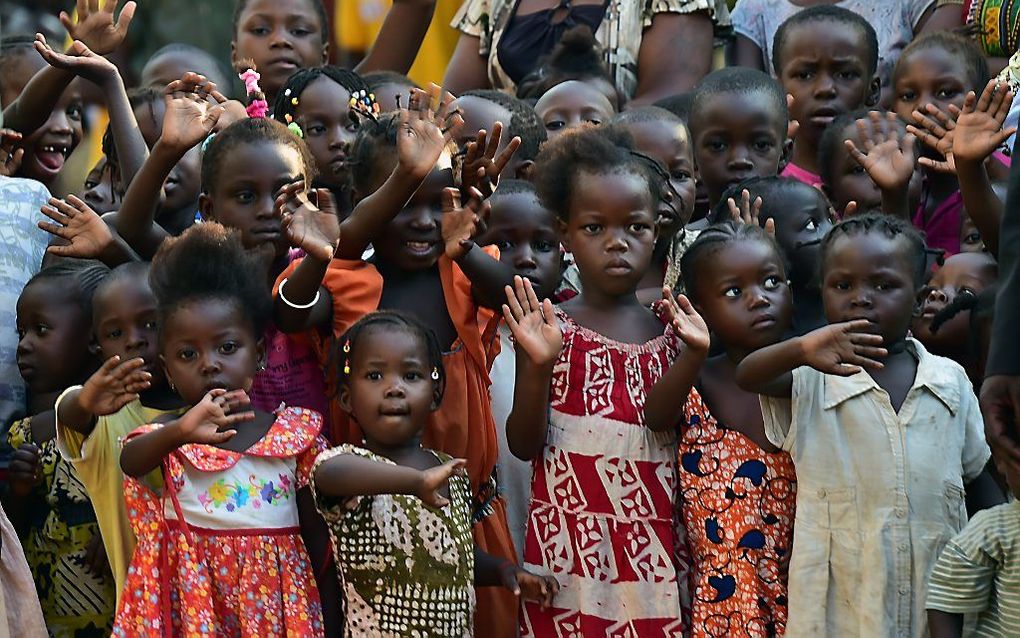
678,392,796,637
112,407,328,637
521,309,690,637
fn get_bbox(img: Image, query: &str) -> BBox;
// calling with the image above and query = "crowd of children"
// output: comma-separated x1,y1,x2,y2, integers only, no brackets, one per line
2,0,1020,636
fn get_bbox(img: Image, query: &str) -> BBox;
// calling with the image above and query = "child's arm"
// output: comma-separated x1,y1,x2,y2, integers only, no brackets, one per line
441,186,517,310
927,610,963,638
119,389,252,478
33,36,147,189
913,81,1016,259
334,86,464,260
39,195,140,266
108,73,227,259
353,0,437,77
473,547,558,608
2,1,135,134
503,277,562,460
735,320,887,397
55,355,151,436
296,487,341,637
645,288,710,432
844,111,918,219
314,451,467,505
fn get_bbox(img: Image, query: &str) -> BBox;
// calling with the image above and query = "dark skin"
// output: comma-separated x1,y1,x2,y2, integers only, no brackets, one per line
893,46,973,223
534,81,615,142
450,96,533,181
316,328,558,605
232,0,437,105
690,92,787,210
119,299,341,635
775,21,880,175
443,0,714,102
690,239,793,452
476,191,563,302
140,49,228,90
293,76,357,197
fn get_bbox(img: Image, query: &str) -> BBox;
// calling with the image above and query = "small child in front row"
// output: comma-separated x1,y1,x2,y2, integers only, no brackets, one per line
926,448,1020,637
673,222,797,636
311,311,557,636
737,214,1003,637
114,223,333,636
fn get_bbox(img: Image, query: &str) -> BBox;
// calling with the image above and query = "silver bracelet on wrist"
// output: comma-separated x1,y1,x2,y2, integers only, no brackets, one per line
278,277,320,310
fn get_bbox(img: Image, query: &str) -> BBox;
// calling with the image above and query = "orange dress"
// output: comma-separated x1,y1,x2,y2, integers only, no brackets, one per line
678,392,797,637
275,250,519,637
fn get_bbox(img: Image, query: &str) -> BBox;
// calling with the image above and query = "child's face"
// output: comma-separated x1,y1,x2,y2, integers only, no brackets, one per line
959,214,985,253
822,233,919,347
892,47,972,124
691,92,785,207
535,80,615,141
232,0,327,99
450,95,520,179
692,239,791,352
16,280,91,394
141,51,221,89
199,141,306,261
340,328,438,448
295,76,356,189
562,170,657,297
476,192,562,300
372,167,451,271
81,156,120,214
912,252,997,354
777,22,878,145
1,53,83,187
161,299,261,405
827,122,923,216
93,275,163,385
771,188,833,290
625,119,696,232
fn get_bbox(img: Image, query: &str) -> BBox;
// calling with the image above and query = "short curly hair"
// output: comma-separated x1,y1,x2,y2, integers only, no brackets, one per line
201,117,317,193
689,68,788,141
772,6,879,76
894,31,989,94
149,222,272,338
532,124,660,221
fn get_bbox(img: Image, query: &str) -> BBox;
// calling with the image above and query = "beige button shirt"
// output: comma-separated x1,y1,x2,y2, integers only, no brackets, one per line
760,338,990,638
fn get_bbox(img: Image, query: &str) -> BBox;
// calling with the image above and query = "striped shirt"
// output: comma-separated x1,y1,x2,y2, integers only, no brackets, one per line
927,500,1020,637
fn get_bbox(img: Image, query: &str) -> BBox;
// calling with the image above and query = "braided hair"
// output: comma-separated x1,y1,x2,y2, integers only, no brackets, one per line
820,213,928,287
680,221,786,302
24,260,111,320
272,65,374,132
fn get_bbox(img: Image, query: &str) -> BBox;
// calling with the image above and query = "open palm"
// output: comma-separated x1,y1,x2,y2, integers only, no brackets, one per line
952,81,1016,164
276,183,340,261
39,195,115,260
60,0,136,56
397,85,464,179
845,111,917,192
441,187,489,259
161,74,226,151
503,276,562,366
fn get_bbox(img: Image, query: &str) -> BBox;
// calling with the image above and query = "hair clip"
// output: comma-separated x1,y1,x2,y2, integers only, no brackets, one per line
291,97,299,106
237,62,269,119
201,132,217,152
350,89,380,116
343,341,350,353
287,121,303,138
247,99,269,119
343,361,350,375
431,367,440,380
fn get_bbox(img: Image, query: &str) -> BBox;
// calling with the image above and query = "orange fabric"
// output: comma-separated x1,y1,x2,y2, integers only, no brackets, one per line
274,251,519,637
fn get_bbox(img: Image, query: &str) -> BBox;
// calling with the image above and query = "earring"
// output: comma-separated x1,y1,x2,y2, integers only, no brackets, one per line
168,378,176,393
431,367,440,381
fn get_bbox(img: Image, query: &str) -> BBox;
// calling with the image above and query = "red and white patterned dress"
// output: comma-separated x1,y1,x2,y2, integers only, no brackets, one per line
521,309,689,637
112,407,328,638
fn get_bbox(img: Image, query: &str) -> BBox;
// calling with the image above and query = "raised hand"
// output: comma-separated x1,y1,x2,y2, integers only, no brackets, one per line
174,389,254,446
33,34,117,86
460,122,522,198
907,103,957,173
159,73,228,152
60,0,136,56
38,195,116,260
0,129,24,176
727,188,763,226
498,563,559,609
8,443,43,498
785,93,800,142
845,111,918,192
659,288,710,354
397,84,464,180
799,320,887,376
947,80,1015,165
78,355,152,416
415,457,467,508
441,186,489,260
276,182,340,261
503,275,562,367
